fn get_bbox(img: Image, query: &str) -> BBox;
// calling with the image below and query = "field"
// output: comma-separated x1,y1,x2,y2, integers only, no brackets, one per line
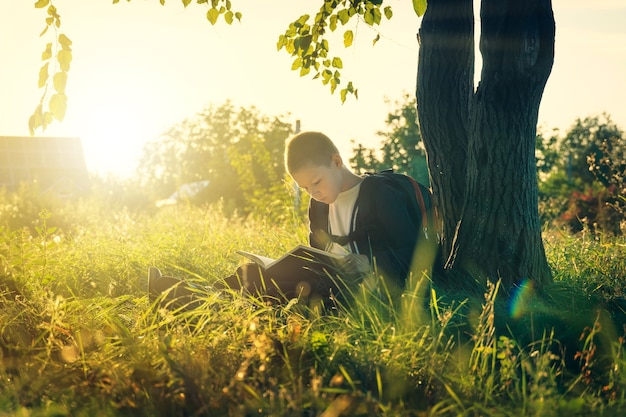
1,198,626,416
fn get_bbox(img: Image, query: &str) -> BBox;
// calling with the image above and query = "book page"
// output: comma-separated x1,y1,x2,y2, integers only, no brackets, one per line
235,250,276,269
236,245,344,270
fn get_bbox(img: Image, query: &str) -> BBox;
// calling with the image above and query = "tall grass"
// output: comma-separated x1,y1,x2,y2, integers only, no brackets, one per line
1,194,626,416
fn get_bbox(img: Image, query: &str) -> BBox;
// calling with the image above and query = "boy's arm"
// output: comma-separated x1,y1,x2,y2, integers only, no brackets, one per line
307,198,330,250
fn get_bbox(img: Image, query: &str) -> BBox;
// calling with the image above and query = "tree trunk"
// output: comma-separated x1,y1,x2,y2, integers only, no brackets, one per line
417,0,474,260
417,0,555,291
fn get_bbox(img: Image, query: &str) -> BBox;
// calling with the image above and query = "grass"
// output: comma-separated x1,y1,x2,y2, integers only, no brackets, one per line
1,198,626,416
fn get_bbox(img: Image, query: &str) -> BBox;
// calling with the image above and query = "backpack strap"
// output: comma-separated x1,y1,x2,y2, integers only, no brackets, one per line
406,175,430,239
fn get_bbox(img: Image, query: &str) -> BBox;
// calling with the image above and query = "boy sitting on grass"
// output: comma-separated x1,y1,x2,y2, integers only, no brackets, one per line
149,131,437,307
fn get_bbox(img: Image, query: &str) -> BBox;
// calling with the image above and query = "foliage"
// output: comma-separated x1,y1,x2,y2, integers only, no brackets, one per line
1,195,626,416
537,114,625,235
349,93,429,185
588,132,626,222
135,101,302,221
30,0,72,134
277,0,427,101
560,186,624,235
29,0,427,133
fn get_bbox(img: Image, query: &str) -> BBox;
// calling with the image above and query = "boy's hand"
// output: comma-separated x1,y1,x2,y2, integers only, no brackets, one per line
339,254,371,276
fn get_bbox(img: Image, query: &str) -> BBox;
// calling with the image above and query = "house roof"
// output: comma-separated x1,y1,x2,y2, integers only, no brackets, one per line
0,136,89,193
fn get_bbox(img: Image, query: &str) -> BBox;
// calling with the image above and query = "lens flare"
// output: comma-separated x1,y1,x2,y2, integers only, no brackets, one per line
509,278,534,320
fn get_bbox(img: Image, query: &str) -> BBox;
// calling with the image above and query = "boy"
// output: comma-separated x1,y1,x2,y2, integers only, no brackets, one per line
149,131,430,306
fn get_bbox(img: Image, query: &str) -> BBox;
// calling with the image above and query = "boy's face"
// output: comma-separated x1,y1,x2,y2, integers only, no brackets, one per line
290,155,344,204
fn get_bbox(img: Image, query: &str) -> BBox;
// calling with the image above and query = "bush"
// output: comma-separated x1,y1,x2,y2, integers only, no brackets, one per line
560,186,624,235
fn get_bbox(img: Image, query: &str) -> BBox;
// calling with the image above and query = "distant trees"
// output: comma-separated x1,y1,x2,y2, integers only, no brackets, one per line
349,93,429,186
537,113,625,234
136,101,299,220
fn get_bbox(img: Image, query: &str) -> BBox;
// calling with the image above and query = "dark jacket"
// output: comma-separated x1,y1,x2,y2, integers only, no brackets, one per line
307,174,422,286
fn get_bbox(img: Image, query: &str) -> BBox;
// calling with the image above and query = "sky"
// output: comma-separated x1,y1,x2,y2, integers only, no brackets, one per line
1,0,625,177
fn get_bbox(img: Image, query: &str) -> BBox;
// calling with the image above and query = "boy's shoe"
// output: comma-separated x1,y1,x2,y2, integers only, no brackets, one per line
148,266,163,302
147,266,212,311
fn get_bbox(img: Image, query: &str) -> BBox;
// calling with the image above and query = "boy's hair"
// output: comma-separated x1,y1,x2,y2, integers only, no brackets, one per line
285,131,340,174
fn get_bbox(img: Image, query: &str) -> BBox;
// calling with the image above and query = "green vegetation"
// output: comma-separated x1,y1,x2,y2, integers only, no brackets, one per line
1,191,625,416
537,114,625,235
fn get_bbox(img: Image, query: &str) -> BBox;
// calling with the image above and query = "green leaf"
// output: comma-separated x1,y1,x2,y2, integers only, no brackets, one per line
412,0,427,17
224,10,233,24
296,14,309,27
285,38,295,54
57,50,72,71
297,35,312,53
235,12,242,22
276,34,286,51
372,8,382,25
206,8,219,25
53,71,67,93
372,34,380,46
34,0,50,8
343,30,353,47
291,57,302,71
329,15,337,31
38,62,49,88
181,0,192,5
340,88,348,103
58,33,72,51
364,9,374,25
41,43,52,60
384,6,393,20
330,77,338,94
29,104,44,135
49,93,68,121
331,57,343,69
159,0,165,5
337,9,350,25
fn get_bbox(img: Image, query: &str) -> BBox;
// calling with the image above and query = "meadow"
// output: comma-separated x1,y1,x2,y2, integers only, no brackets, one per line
1,194,626,417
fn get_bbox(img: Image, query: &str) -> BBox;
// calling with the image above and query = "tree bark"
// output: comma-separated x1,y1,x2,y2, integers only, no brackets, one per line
417,0,555,290
417,0,474,261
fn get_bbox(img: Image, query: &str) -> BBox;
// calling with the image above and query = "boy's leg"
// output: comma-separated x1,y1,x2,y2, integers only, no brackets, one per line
217,263,279,298
148,267,205,310
217,262,344,302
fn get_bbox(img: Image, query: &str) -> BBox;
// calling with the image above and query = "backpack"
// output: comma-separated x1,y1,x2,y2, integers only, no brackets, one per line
364,169,440,242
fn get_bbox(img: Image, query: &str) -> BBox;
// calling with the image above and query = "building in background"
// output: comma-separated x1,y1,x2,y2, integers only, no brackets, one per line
0,136,89,199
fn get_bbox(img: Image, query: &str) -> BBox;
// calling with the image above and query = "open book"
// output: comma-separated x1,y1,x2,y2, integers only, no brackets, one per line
236,245,345,275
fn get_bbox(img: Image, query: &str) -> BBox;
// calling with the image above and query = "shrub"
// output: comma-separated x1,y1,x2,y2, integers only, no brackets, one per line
560,186,624,235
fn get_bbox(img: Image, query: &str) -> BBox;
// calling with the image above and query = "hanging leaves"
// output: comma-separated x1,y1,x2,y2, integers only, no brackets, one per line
53,71,67,93
29,1,71,134
49,93,68,121
277,0,395,103
203,0,241,25
27,0,410,133
30,0,244,134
